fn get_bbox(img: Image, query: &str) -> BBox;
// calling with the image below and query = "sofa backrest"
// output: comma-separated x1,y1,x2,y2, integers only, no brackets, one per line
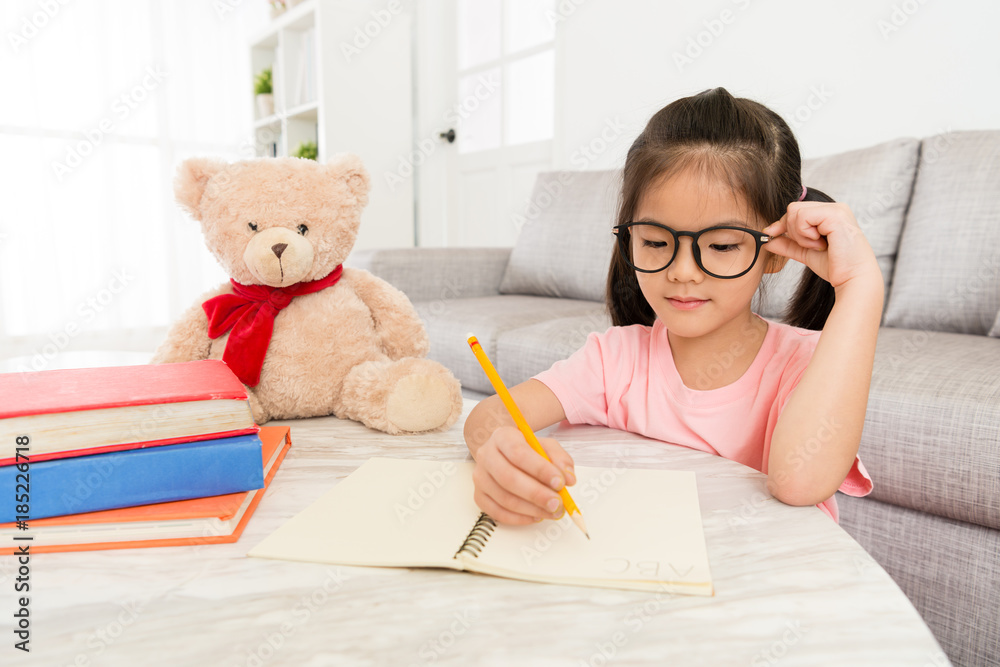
882,130,1000,336
499,169,620,302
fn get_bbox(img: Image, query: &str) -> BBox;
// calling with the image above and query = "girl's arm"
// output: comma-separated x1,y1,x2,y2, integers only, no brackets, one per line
464,379,574,524
762,203,885,506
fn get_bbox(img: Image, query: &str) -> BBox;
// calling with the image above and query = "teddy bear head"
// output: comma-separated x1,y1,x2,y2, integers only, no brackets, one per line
174,154,370,287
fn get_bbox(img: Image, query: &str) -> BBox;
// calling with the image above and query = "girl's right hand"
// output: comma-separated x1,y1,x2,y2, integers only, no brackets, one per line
763,201,881,290
471,426,577,525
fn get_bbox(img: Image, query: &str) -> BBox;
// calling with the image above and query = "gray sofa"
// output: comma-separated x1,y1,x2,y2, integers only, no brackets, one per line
351,130,1000,667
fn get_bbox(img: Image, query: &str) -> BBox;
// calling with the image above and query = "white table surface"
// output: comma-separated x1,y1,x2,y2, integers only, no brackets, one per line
3,400,949,666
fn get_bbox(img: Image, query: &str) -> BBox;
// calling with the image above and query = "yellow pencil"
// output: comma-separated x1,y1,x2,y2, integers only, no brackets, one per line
467,334,590,539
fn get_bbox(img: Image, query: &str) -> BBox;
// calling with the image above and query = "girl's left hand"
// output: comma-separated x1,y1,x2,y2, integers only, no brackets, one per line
762,202,881,289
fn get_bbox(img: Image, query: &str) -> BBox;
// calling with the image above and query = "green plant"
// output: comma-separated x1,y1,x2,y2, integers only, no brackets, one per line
254,67,273,96
293,141,318,160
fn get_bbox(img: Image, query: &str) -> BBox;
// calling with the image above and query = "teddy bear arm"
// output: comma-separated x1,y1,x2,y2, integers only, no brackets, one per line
150,284,228,364
151,302,212,364
343,268,430,360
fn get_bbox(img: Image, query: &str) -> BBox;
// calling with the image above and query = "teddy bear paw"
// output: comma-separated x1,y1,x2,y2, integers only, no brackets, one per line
385,374,457,433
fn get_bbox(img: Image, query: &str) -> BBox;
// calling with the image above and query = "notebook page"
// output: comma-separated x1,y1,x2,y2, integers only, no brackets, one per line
249,458,482,568
464,466,713,595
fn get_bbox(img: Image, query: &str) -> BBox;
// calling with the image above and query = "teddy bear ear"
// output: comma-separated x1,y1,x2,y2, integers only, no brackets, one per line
174,157,228,220
324,153,370,207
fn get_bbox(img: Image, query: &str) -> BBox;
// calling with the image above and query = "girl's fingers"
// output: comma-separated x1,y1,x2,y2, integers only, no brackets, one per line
470,428,576,526
762,218,786,238
538,436,576,486
473,464,557,522
764,202,877,286
473,486,542,525
784,215,822,242
762,235,812,266
497,430,570,493
785,202,858,241
796,234,828,251
479,434,564,515
766,208,828,252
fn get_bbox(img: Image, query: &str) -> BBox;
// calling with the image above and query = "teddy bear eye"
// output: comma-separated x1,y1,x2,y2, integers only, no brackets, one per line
297,224,308,236
248,222,259,232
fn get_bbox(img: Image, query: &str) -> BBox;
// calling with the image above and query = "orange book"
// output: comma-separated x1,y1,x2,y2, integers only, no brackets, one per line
0,426,291,554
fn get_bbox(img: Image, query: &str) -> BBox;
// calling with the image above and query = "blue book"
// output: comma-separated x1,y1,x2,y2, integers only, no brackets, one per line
2,433,264,522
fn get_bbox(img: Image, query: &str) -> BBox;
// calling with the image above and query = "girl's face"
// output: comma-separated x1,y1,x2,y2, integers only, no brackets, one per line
631,167,781,342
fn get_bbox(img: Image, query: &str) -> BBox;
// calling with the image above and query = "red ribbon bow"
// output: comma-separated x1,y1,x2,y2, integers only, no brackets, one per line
202,265,344,386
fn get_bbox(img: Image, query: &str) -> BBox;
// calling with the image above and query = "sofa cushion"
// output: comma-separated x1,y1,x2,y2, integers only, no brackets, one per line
861,327,1000,530
496,311,612,387
499,170,619,303
837,495,1000,667
991,309,1000,338
755,138,920,320
883,131,1000,334
349,247,512,302
414,296,603,394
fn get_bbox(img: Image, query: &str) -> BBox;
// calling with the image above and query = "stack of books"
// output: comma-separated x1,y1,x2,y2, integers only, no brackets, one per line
0,360,291,553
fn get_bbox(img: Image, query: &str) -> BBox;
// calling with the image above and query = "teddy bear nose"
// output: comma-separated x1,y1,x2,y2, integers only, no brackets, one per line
271,243,288,259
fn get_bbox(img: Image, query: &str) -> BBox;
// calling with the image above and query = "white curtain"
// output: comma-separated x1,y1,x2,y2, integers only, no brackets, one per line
0,0,269,365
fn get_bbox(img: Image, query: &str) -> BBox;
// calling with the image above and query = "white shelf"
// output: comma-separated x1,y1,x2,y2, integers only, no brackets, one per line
244,0,415,249
285,100,318,122
253,114,281,130
250,0,317,46
250,1,319,159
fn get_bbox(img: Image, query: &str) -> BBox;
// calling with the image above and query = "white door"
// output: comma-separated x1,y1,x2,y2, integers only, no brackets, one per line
414,0,557,247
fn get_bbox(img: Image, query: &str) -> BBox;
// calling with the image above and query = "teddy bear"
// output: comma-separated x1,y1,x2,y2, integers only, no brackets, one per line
151,153,464,434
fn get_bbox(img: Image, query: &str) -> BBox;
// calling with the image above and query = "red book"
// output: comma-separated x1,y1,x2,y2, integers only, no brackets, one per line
0,425,291,553
0,360,257,466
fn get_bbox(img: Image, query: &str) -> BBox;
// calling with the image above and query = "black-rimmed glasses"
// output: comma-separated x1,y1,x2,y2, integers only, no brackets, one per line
612,222,770,279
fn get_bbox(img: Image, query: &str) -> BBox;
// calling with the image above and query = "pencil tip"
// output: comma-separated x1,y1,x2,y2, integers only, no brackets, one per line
570,512,590,540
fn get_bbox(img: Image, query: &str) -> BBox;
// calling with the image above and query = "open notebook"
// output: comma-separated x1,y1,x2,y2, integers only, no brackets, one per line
249,457,713,595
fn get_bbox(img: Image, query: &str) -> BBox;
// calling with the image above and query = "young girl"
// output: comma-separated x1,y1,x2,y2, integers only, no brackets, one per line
464,87,880,524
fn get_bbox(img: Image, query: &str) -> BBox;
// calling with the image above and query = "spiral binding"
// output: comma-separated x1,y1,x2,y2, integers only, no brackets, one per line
454,512,498,559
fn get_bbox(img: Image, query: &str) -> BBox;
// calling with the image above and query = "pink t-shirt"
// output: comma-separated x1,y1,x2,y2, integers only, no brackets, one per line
534,317,872,522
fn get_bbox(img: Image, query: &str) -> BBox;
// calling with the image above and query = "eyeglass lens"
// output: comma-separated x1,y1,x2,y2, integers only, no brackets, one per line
627,224,759,277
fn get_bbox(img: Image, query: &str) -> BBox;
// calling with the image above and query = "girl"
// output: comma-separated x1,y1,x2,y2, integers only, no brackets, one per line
464,87,879,524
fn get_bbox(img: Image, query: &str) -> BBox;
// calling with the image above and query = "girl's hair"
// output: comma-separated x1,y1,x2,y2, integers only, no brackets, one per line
606,87,836,330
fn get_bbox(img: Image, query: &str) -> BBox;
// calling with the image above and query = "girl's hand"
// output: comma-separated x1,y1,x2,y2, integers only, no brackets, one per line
471,426,576,525
762,202,881,289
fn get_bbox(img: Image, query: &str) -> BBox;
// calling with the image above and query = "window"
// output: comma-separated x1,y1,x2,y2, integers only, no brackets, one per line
0,1,268,364
455,0,555,154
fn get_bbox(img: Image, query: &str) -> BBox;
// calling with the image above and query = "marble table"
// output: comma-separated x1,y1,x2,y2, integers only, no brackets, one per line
3,401,948,666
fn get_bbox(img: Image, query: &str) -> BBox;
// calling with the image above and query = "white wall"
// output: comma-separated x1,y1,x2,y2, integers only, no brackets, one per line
413,0,456,247
318,0,415,249
551,0,1000,170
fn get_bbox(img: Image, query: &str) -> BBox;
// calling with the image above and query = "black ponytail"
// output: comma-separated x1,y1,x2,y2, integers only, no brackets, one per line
782,186,837,330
